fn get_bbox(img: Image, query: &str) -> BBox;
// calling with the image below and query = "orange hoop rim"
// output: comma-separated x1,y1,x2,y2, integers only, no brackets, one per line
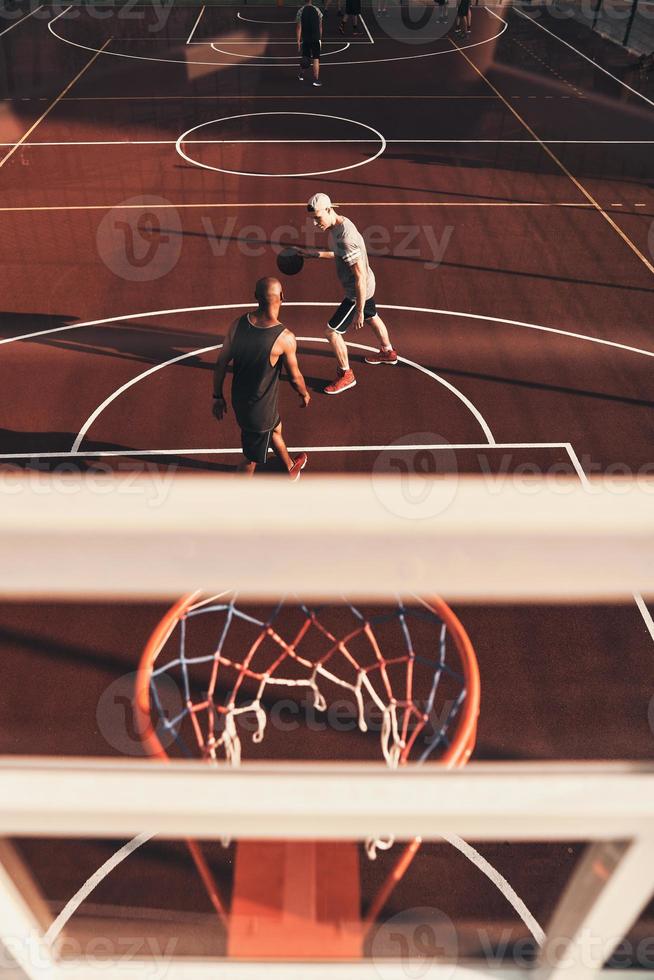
134,591,480,770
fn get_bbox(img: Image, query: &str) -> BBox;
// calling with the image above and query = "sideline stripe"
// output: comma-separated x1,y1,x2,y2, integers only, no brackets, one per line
0,4,43,38
0,37,111,172
514,6,654,111
186,4,205,44
451,18,654,277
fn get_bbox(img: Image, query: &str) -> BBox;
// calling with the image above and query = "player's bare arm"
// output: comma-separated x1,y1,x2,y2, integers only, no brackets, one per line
212,318,238,420
278,331,311,407
294,246,334,259
352,259,367,330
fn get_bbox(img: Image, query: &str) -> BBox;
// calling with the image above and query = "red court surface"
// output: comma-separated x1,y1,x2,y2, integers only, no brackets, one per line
1,0,653,970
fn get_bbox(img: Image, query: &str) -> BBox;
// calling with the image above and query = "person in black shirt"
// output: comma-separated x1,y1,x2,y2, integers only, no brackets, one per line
213,278,310,479
296,0,323,87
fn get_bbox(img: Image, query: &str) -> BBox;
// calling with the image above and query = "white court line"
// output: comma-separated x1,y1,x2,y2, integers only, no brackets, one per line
237,10,295,24
48,4,508,67
562,442,589,487
0,36,111,171
360,13,374,44
514,6,654,112
0,442,569,461
0,201,603,211
5,139,654,147
70,333,495,453
0,4,43,38
175,111,387,179
210,40,351,59
634,595,654,644
3,303,654,366
186,4,205,44
44,832,155,947
442,833,545,945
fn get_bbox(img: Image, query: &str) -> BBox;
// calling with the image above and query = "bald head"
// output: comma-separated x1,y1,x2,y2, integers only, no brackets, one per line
254,277,283,307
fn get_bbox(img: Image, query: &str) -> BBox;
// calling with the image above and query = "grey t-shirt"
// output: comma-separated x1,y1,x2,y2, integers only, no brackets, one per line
328,216,376,301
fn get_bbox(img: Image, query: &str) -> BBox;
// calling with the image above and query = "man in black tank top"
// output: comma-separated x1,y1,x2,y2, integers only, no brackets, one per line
296,0,323,87
213,278,311,479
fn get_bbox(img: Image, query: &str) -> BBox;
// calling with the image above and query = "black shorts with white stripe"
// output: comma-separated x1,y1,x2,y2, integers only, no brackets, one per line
327,296,377,334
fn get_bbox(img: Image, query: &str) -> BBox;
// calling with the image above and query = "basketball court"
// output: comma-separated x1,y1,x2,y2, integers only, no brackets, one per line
0,0,653,976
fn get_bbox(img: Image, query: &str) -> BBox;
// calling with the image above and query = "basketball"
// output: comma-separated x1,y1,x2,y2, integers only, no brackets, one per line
276,248,305,276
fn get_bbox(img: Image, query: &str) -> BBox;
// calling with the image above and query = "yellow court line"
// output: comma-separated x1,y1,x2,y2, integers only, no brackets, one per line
449,38,654,277
0,202,599,213
0,39,113,171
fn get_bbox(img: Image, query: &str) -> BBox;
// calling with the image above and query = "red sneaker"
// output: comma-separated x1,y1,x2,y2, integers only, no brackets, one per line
364,348,398,365
289,452,308,482
324,368,356,395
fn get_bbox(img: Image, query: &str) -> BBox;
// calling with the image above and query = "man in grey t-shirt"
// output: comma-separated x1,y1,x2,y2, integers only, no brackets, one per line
296,192,398,395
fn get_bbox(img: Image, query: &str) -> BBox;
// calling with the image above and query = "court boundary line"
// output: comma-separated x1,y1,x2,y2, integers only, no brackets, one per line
185,4,205,44
0,441,570,461
513,5,654,111
450,19,654,277
0,4,43,38
0,36,112,172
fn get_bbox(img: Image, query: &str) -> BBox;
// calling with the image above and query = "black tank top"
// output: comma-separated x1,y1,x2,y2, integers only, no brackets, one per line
231,314,287,433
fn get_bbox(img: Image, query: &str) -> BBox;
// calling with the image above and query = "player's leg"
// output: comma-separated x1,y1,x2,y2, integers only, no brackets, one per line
324,302,357,394
270,421,293,471
239,429,268,476
312,42,321,84
326,325,350,371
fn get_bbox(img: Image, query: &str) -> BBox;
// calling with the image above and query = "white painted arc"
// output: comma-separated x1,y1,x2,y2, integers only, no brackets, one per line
175,111,386,178
70,333,495,452
48,5,508,68
236,10,296,24
2,302,654,363
210,41,351,58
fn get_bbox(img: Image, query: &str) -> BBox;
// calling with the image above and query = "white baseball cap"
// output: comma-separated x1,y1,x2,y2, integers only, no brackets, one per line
307,193,333,213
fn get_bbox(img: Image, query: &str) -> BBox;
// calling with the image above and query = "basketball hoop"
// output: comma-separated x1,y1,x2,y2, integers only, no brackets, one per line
134,593,480,954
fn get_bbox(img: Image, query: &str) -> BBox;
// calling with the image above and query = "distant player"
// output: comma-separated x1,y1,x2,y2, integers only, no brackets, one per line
339,0,360,34
213,277,310,477
296,0,323,87
295,193,398,396
455,0,471,35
